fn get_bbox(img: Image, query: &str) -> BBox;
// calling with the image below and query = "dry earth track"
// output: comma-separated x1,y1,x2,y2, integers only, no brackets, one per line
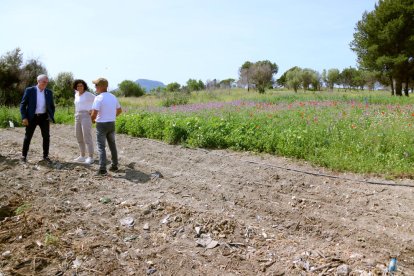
0,124,413,275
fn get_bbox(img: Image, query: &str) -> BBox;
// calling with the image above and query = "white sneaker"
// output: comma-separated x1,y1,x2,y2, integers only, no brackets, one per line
85,157,94,164
74,156,86,162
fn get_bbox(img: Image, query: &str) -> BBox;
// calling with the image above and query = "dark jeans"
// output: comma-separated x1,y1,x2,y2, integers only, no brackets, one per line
96,122,118,171
22,113,50,158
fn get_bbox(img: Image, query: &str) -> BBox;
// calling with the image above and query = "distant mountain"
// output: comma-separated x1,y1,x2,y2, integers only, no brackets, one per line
135,79,165,92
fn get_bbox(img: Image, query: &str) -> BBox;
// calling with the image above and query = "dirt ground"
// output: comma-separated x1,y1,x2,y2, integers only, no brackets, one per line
0,124,413,275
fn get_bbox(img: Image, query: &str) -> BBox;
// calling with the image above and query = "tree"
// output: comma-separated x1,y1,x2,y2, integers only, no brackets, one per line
239,60,278,93
310,70,322,91
0,48,23,106
361,70,379,91
301,68,318,91
219,78,235,89
250,60,278,93
277,66,300,88
166,82,181,92
351,0,414,96
19,59,47,92
53,72,74,106
206,79,219,90
324,68,340,91
198,80,205,90
186,79,204,92
238,61,253,91
286,67,303,92
118,80,145,97
353,69,366,90
0,48,48,106
340,67,358,91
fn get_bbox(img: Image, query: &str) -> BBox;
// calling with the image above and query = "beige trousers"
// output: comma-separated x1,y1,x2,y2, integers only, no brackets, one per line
75,111,94,157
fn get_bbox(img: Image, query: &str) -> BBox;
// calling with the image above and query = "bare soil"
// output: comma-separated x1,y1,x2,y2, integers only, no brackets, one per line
0,124,413,275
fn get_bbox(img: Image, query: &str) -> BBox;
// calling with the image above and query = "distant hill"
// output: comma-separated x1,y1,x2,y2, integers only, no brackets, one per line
135,79,165,92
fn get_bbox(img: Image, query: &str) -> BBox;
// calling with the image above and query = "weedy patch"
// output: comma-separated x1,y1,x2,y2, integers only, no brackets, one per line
14,203,31,215
44,233,59,246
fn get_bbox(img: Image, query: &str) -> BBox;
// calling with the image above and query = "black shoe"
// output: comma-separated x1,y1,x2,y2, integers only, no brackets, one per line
43,157,52,163
109,165,118,172
20,156,27,163
96,170,108,176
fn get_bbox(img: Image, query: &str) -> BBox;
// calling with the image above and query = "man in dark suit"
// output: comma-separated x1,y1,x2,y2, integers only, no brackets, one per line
20,74,55,163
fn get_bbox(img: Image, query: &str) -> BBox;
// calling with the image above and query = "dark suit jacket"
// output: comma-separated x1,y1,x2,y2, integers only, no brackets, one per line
20,86,55,123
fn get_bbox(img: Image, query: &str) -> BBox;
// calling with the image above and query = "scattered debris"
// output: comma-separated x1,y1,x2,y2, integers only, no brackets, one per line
195,234,219,249
160,214,170,224
388,257,397,273
147,267,157,275
124,236,138,242
99,197,111,204
151,171,163,180
120,217,135,227
72,257,82,269
195,226,201,236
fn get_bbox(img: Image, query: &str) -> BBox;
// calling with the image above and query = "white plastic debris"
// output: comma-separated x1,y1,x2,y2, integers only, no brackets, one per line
120,217,135,227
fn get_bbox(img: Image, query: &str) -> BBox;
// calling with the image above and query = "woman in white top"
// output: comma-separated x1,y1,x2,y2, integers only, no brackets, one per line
73,79,95,164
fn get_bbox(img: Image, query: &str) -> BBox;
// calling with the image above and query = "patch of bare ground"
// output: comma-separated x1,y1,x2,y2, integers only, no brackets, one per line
0,124,413,275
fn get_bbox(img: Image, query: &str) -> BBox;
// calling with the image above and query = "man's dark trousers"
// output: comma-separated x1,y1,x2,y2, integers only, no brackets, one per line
22,113,50,158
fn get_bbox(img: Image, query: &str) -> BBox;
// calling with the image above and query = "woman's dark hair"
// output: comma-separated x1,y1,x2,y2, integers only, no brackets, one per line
72,79,89,91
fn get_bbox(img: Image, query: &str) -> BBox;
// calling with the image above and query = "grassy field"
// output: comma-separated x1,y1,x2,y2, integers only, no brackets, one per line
2,88,414,177
117,89,414,177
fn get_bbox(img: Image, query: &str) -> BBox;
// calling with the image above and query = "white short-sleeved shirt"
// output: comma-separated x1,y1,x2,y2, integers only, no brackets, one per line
74,91,95,112
92,92,121,123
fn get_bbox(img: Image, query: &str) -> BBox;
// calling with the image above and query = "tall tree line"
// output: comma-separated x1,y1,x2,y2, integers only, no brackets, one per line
351,0,414,96
0,48,47,106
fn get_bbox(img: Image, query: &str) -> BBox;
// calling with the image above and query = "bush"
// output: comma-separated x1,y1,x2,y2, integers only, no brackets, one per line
0,106,21,127
163,118,188,144
0,106,75,128
160,92,190,107
118,80,145,97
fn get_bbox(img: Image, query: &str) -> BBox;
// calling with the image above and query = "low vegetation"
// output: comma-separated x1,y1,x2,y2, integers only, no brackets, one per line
3,89,414,177
116,90,414,177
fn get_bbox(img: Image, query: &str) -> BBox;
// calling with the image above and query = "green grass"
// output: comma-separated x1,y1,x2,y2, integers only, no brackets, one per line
14,203,31,215
116,89,414,177
119,88,414,109
0,106,74,126
0,107,21,128
44,233,59,246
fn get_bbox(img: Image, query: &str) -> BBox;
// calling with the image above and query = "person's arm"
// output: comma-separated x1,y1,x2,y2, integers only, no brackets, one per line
116,107,122,117
20,88,29,126
49,90,56,123
50,91,55,114
88,93,96,115
90,109,98,124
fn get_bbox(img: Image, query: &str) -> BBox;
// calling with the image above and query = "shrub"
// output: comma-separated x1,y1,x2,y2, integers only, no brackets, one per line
160,92,190,107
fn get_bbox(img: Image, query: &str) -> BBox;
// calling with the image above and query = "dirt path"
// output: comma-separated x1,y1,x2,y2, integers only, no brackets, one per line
1,124,413,275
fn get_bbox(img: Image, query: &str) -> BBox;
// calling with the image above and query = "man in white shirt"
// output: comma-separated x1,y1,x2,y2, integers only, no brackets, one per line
90,77,122,175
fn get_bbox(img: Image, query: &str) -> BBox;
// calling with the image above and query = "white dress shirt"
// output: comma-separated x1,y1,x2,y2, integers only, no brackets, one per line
35,86,46,114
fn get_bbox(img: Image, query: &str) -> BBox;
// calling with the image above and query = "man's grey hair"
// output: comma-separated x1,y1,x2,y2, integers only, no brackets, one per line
37,74,49,82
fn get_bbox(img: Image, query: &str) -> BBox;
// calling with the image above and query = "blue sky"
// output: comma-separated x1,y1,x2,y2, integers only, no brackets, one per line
0,0,377,89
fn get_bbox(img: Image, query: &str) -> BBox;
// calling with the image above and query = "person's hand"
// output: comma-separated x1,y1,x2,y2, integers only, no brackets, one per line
22,119,29,126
